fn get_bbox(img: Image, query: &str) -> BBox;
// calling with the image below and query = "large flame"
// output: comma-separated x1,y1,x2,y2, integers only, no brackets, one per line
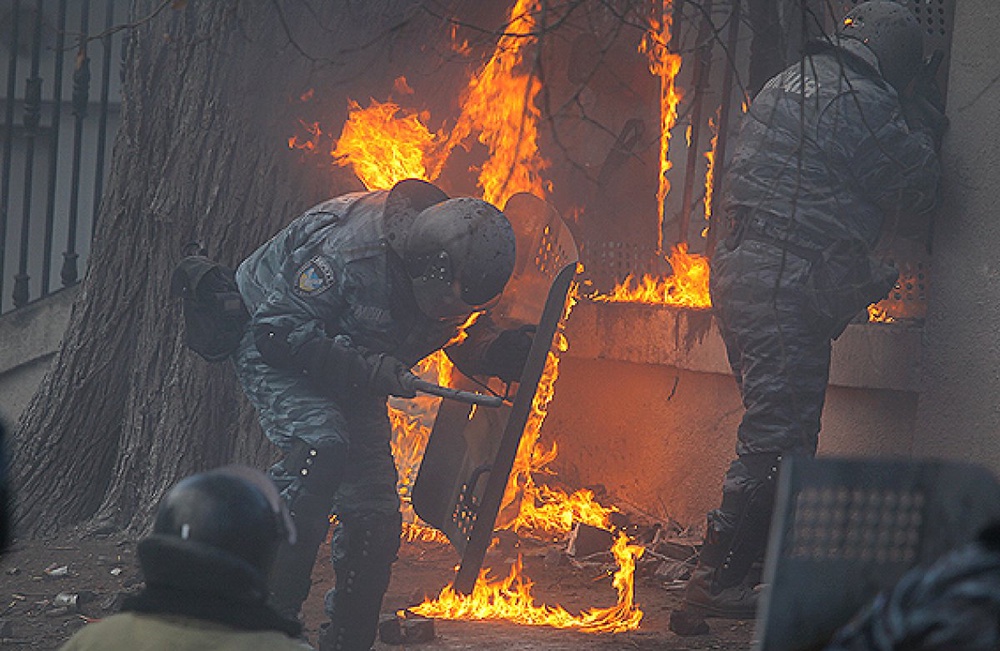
410,532,643,633
499,280,619,535
299,0,638,633
592,243,711,308
446,0,548,205
640,0,683,254
331,98,444,191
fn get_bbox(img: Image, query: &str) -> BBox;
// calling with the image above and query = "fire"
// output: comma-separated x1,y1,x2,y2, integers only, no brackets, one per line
447,0,548,205
288,119,320,152
867,303,893,323
303,1,640,633
331,98,445,191
498,279,619,535
703,111,720,237
410,532,643,633
640,0,683,254
592,243,711,308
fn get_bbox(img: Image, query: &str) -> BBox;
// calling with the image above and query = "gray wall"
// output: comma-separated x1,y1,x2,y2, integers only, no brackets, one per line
0,286,76,429
913,0,1000,467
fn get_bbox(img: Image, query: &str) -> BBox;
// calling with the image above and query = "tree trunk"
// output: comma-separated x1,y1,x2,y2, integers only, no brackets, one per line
8,1,387,537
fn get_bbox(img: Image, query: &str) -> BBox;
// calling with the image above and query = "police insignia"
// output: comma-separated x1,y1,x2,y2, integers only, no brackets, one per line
293,256,336,296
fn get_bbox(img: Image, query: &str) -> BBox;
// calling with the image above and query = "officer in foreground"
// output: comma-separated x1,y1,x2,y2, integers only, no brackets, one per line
234,179,531,650
59,466,309,650
673,1,943,632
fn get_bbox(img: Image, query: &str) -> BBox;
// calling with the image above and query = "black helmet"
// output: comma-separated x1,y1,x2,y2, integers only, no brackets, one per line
838,1,923,91
399,197,516,321
152,465,294,574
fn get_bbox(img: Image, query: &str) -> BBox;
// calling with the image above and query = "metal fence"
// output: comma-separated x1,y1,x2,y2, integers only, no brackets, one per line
0,0,127,315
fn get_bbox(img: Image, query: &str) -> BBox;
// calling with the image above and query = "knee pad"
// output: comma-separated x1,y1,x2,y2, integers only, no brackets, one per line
332,511,402,571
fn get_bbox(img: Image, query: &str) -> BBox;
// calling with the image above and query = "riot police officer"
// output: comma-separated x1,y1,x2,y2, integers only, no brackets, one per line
234,179,528,650
673,1,943,631
59,466,308,650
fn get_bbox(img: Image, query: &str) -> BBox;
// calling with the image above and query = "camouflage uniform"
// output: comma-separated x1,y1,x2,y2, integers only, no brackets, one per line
826,523,1000,650
234,190,487,650
706,41,940,574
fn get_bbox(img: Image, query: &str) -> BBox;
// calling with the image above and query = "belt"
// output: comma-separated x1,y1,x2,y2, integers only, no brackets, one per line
733,212,827,262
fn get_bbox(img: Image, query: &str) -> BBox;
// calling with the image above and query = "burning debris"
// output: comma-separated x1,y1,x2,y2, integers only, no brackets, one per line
409,532,644,634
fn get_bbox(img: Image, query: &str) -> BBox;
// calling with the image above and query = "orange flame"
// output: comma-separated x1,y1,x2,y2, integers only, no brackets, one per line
410,532,643,633
332,98,444,190
703,111,720,237
592,244,711,308
447,0,548,205
288,119,321,151
640,0,683,254
498,279,618,535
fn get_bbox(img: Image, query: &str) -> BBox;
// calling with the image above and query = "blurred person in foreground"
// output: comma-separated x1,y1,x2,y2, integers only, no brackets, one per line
59,465,310,651
826,521,1000,651
672,1,944,633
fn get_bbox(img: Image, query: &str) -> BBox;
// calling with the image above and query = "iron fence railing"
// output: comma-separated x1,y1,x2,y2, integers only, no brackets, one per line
0,0,126,315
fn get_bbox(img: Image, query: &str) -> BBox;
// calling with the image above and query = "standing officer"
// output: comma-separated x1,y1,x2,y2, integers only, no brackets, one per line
673,1,944,630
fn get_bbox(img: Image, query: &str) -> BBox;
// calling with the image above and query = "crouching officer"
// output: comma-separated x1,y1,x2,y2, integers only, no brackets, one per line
59,466,308,650
233,179,530,650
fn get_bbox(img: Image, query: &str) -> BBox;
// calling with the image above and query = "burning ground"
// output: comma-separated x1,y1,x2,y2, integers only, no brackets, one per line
0,523,755,650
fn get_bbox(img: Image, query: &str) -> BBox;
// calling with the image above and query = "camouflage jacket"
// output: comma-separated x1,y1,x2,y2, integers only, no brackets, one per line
236,191,479,369
722,40,941,250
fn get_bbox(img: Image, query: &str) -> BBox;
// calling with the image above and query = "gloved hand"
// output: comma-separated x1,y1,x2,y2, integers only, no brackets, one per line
485,325,536,383
366,353,418,398
901,96,949,151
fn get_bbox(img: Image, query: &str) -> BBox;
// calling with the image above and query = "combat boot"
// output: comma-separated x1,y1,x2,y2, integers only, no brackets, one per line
682,564,760,619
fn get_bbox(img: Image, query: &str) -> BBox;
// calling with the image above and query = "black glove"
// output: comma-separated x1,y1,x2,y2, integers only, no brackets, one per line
902,96,949,151
366,353,418,398
485,325,535,383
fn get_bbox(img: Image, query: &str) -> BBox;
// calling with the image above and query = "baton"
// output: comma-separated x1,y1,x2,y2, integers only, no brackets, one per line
411,379,503,408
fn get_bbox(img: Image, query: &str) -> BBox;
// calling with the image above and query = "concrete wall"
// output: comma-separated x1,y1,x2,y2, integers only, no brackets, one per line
0,287,77,429
913,0,1000,468
543,303,922,527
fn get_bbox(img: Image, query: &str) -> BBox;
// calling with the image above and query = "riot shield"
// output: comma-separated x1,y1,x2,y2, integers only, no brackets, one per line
411,192,578,595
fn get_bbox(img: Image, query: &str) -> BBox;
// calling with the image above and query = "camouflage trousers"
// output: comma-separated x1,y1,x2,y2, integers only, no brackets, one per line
707,238,832,535
233,329,400,517
233,329,401,625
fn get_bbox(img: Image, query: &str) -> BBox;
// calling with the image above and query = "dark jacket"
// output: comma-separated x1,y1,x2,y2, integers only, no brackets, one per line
722,39,940,249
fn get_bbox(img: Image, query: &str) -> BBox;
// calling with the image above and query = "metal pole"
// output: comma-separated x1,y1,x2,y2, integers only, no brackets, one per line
677,0,715,250
1,0,23,310
91,0,115,232
62,0,91,288
41,0,68,296
704,0,742,258
14,0,46,308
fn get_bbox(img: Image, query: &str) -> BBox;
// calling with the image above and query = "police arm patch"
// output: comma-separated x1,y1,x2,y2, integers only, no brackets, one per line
293,256,337,297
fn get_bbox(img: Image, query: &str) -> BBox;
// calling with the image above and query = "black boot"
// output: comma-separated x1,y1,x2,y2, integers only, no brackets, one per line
318,512,402,651
682,563,760,618
268,438,350,620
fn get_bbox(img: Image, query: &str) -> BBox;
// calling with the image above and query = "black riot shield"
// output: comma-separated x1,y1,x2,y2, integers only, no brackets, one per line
411,192,578,595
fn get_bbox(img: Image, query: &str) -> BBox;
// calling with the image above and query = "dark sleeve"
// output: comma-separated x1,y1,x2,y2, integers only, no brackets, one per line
443,314,501,378
822,88,941,216
249,255,372,395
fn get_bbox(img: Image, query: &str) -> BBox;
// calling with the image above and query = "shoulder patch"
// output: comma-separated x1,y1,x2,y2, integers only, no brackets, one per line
293,256,337,297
